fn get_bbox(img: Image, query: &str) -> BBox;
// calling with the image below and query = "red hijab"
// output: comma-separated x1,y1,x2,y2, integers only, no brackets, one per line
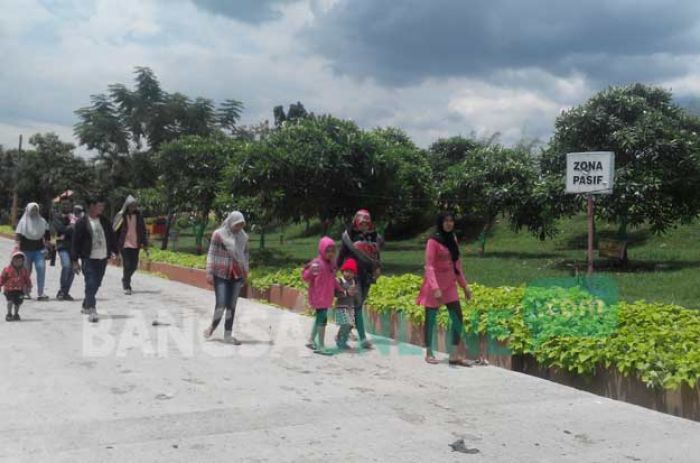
352,209,374,231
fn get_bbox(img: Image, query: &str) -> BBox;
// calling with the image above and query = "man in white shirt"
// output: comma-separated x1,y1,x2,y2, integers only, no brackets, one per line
71,197,117,323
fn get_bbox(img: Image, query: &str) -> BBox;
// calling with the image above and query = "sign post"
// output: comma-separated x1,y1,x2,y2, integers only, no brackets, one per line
10,134,23,228
587,194,594,275
566,151,615,276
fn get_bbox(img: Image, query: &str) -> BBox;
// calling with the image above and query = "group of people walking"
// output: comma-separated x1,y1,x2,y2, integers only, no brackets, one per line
3,197,484,365
1,195,148,323
300,209,485,365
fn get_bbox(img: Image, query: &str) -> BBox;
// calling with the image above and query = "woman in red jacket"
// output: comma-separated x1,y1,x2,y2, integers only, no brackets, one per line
417,212,473,366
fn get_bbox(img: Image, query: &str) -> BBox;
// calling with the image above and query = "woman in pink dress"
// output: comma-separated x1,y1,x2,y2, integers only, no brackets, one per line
417,212,473,366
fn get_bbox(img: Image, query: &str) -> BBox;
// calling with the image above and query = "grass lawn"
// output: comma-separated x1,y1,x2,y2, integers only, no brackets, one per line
164,215,700,309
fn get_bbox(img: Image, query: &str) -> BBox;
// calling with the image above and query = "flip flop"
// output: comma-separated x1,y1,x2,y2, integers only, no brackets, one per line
425,356,440,365
314,348,335,356
474,357,490,366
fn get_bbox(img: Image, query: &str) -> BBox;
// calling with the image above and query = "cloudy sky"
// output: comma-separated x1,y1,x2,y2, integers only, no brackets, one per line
2,0,700,152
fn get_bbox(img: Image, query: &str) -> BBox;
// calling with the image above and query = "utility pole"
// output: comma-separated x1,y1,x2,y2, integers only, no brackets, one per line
10,134,22,228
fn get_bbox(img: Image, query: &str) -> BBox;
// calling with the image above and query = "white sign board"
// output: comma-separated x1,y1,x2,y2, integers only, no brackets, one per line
566,151,615,194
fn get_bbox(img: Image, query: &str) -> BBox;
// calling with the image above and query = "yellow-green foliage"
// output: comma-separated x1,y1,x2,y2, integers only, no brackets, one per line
147,249,207,269
260,269,700,390
94,250,700,391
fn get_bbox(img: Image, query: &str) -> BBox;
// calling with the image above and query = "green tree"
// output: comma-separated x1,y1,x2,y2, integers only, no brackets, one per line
428,136,484,184
364,127,436,237
74,66,245,238
14,133,94,216
542,83,700,237
229,116,366,228
0,146,16,221
441,144,540,254
273,101,312,127
222,118,436,241
157,135,241,253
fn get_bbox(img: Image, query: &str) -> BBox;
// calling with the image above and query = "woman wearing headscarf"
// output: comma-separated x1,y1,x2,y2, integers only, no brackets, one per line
337,209,383,350
203,211,249,344
113,195,148,295
417,212,473,366
14,203,52,301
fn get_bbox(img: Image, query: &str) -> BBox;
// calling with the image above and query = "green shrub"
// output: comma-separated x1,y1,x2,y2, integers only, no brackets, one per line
147,249,207,269
365,274,700,390
248,267,306,291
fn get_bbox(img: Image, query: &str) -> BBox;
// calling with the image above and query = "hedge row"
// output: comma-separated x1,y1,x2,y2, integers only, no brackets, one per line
250,269,700,390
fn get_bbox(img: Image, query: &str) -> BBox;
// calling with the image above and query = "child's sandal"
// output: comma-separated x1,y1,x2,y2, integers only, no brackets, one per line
305,342,318,351
5,313,12,322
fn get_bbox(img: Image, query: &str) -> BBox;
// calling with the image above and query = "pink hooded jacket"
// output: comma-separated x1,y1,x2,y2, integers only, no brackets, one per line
302,237,341,309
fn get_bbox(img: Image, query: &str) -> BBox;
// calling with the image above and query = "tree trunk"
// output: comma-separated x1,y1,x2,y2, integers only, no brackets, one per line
193,213,207,255
478,229,487,256
478,220,494,256
617,217,628,240
259,227,266,249
161,211,173,251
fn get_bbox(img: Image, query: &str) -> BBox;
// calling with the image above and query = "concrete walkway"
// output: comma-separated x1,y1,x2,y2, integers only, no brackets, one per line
0,238,698,463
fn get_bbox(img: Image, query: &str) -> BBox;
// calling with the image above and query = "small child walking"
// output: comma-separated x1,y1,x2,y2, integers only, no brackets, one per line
302,237,340,355
1,252,32,321
335,258,361,350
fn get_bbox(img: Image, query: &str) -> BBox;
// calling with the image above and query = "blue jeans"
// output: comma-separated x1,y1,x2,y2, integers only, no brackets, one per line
58,249,75,295
82,259,108,309
24,249,46,296
211,277,243,332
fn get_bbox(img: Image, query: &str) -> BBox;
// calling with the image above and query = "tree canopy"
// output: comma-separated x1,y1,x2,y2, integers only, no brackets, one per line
542,83,700,235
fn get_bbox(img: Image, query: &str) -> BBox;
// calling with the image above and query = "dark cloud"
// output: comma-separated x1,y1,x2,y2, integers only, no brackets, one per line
190,0,297,24
304,0,700,85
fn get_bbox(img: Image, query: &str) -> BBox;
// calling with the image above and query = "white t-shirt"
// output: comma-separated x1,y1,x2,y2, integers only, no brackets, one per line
89,217,108,260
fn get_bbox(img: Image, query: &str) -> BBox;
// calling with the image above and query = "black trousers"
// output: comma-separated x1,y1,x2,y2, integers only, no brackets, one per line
121,248,140,290
354,280,371,341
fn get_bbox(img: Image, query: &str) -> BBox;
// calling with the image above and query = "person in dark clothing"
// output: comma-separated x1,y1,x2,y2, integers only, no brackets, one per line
51,196,78,300
337,209,383,350
14,202,52,301
71,197,118,323
113,195,148,295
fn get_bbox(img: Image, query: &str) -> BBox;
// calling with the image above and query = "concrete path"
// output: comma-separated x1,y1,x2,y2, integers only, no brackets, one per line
0,237,698,463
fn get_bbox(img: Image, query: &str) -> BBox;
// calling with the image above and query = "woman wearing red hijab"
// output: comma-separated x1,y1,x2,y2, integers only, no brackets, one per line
337,209,382,349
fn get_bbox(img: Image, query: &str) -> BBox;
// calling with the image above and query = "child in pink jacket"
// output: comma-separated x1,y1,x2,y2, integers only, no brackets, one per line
1,251,32,321
302,236,341,355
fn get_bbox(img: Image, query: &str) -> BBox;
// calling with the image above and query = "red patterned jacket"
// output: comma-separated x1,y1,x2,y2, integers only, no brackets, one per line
0,265,32,292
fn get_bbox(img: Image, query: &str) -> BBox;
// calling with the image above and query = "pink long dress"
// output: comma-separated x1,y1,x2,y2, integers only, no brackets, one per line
416,238,468,308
